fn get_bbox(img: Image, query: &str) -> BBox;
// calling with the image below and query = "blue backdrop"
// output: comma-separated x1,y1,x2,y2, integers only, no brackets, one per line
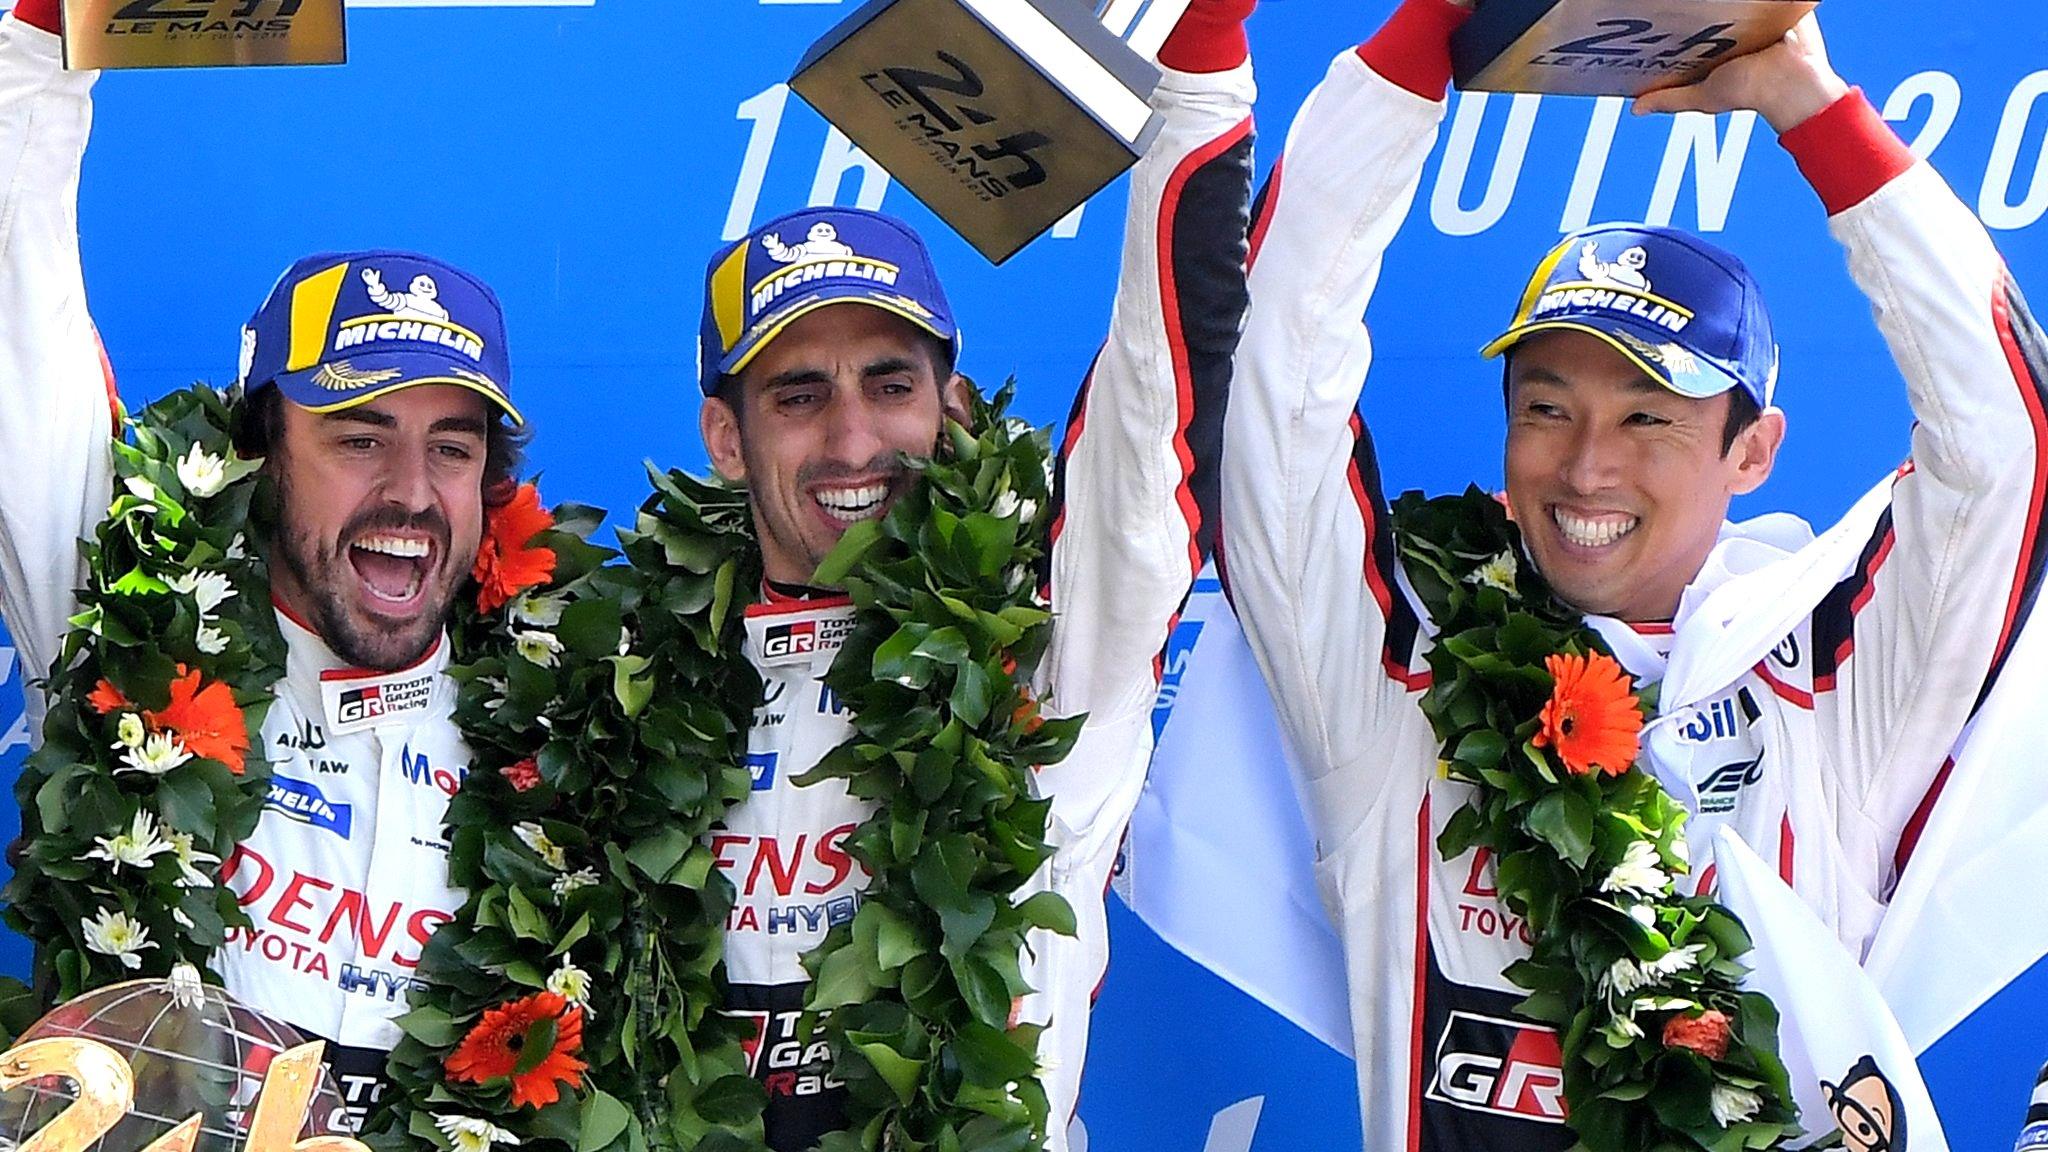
1,0,2044,1148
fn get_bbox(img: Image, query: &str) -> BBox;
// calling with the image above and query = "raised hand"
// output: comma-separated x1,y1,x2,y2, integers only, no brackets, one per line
1630,14,1850,134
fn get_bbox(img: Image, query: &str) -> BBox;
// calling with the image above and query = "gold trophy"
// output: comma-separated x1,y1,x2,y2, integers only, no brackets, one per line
59,0,344,70
791,0,1192,264
1451,0,1816,96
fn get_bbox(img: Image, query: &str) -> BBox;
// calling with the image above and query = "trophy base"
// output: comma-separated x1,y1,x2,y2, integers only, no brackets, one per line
791,0,1162,265
59,0,345,70
1452,0,1817,97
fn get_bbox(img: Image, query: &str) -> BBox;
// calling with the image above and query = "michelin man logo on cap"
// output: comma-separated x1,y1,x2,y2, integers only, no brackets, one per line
765,222,857,265
362,267,449,322
1579,242,1651,291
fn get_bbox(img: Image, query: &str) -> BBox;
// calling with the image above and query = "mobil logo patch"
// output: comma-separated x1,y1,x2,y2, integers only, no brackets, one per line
761,620,818,664
265,774,353,839
1426,1011,1567,1124
748,751,779,791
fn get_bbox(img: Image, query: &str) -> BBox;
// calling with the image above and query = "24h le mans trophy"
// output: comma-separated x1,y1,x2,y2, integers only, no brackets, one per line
1449,0,1816,96
790,0,1192,263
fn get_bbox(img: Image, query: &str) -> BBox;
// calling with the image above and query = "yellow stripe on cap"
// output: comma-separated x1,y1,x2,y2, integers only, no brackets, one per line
709,244,750,355
726,294,950,377
286,261,351,372
1508,236,1578,330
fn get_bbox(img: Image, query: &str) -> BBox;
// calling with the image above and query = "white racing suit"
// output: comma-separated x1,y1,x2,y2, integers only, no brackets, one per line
1219,6,2048,1150
0,12,503,1132
0,10,1257,1148
721,64,1256,1151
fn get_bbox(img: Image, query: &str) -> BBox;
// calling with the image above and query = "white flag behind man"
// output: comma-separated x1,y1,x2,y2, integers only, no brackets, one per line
1115,573,1353,1054
1861,602,2048,1049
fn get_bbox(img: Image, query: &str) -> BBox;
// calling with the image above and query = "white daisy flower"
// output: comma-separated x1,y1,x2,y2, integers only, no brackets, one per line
85,810,175,873
1465,549,1519,593
1643,944,1704,981
226,533,248,561
1604,957,1650,998
551,867,600,899
195,624,230,656
167,963,206,1009
1600,1010,1645,1046
168,569,236,617
513,630,565,669
123,475,162,505
1600,840,1671,899
1709,1083,1762,1127
433,1115,520,1152
515,823,567,871
166,830,220,888
546,959,593,1013
508,592,567,629
175,444,228,498
81,908,155,969
114,713,146,749
118,732,192,777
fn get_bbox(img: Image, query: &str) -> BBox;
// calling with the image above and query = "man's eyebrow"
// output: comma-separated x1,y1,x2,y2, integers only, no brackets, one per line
1511,366,1571,389
763,356,923,391
322,408,396,428
431,414,490,437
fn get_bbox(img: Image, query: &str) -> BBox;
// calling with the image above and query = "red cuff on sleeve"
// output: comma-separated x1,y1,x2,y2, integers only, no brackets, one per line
1779,87,1916,216
1355,0,1471,101
10,0,61,34
1156,0,1255,74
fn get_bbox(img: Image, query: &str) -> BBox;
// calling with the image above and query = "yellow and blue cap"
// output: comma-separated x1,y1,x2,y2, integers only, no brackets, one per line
699,207,959,393
1482,223,1778,407
240,250,520,425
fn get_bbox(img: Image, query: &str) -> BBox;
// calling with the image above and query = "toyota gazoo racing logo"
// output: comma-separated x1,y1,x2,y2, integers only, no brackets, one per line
1426,1011,1567,1124
760,620,818,664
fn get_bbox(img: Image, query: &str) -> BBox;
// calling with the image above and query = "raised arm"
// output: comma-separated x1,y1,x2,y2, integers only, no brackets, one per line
1218,0,1467,849
1022,8,1256,1141
1646,19,2048,875
0,1,114,725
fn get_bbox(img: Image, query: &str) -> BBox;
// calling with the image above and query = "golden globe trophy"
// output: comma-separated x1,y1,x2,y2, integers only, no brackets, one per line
1450,0,1817,96
57,0,345,70
0,976,363,1152
790,0,1191,264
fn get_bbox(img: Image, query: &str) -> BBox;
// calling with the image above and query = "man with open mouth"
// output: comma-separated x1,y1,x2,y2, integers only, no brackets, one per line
687,1,1257,1145
0,0,527,1128
1221,1,2047,1149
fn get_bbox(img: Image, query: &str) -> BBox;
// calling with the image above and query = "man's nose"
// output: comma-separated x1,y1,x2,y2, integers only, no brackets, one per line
1560,425,1623,494
379,444,438,512
822,392,887,466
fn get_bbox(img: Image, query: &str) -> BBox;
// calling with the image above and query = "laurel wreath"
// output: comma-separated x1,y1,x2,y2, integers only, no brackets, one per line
1392,487,1802,1152
0,379,1076,1152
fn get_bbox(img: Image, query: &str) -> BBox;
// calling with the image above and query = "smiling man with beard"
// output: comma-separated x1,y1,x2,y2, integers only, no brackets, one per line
686,2,1258,1146
0,0,526,1129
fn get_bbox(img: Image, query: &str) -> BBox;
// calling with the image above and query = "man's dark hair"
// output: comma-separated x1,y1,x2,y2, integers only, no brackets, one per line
707,325,958,430
231,384,531,508
1500,366,1764,457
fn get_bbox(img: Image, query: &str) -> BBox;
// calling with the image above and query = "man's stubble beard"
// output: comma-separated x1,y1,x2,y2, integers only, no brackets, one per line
270,468,462,671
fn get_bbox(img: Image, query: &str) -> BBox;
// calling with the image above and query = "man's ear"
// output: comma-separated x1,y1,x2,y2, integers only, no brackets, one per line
1728,406,1786,496
701,393,748,483
941,372,973,430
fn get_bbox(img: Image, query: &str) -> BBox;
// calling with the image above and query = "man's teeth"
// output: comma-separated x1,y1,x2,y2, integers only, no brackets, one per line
815,484,889,523
1554,510,1638,548
355,535,430,558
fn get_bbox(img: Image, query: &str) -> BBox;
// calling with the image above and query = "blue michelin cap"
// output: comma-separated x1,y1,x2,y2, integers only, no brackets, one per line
1482,223,1778,407
699,207,960,393
239,250,520,425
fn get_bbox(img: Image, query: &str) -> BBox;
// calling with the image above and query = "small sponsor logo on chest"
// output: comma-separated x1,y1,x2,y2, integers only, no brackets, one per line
322,671,436,735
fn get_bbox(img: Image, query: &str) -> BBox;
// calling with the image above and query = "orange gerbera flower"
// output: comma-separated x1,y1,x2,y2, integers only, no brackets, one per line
473,482,557,615
446,991,587,1109
149,666,250,775
1532,651,1641,777
87,679,131,715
